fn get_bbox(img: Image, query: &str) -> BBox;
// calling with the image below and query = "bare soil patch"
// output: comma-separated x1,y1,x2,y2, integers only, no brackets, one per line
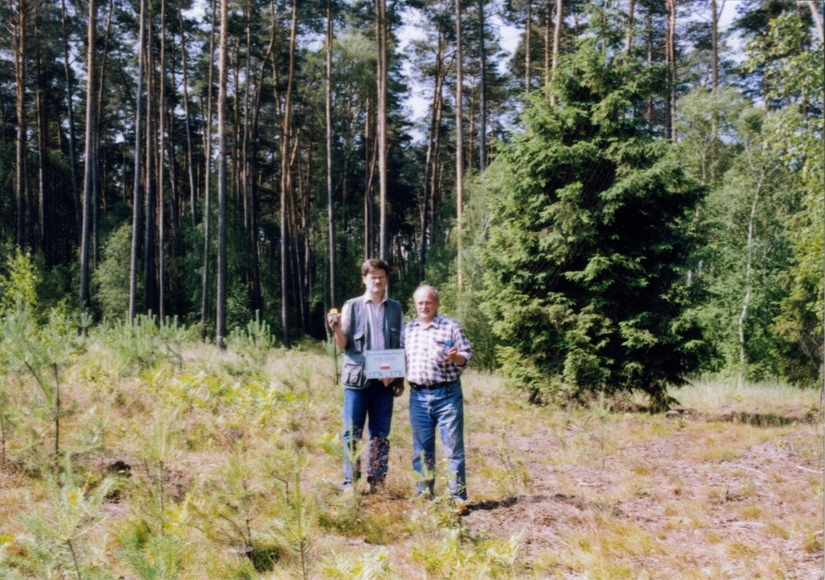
457,405,824,579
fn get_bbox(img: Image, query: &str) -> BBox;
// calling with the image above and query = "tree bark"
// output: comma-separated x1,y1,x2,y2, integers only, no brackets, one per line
178,11,198,230
544,0,550,92
60,0,81,238
326,0,336,307
14,0,29,249
35,8,48,260
805,0,824,42
550,0,562,105
666,0,677,143
79,0,97,313
158,0,167,321
525,1,532,94
144,14,157,317
129,0,147,323
478,0,487,172
93,0,114,273
376,0,389,261
625,0,635,59
247,7,275,316
201,0,217,337
739,180,762,389
455,0,464,291
419,30,448,283
280,0,299,348
216,0,229,349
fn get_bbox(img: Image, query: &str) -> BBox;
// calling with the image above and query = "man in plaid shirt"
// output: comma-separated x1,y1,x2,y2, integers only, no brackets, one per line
401,284,473,514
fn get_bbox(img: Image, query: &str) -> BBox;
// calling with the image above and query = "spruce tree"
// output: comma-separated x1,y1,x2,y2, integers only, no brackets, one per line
482,45,708,407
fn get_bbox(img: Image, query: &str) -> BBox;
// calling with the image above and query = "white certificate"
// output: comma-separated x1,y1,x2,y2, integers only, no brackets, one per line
364,349,406,379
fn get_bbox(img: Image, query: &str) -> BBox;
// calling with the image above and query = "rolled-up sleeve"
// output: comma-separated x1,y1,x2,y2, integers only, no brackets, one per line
453,322,472,367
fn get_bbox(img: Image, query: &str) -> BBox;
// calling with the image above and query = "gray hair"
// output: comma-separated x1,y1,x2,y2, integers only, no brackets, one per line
413,284,439,300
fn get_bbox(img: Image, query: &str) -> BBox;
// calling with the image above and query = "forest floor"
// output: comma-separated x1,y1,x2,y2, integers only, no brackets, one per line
0,343,822,579
349,374,825,579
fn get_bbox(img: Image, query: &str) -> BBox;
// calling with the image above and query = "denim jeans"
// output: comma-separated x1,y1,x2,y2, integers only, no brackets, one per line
342,380,394,487
409,379,466,500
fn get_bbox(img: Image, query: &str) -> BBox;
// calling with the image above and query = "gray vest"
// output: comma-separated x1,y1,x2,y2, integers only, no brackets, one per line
341,298,403,389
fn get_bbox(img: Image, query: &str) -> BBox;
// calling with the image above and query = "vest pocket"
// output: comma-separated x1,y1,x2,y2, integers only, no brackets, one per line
343,362,364,387
352,329,366,353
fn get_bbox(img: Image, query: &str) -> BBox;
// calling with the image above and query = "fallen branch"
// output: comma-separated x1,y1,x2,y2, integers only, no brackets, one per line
725,464,764,476
795,465,822,474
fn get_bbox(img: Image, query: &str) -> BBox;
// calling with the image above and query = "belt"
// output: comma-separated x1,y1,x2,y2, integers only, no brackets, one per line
410,380,453,390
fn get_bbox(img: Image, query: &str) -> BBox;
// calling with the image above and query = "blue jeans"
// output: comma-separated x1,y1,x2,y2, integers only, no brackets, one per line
342,380,395,487
409,379,466,500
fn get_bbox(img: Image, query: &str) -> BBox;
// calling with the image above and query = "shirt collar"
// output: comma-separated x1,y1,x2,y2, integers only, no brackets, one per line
414,313,442,329
361,291,388,305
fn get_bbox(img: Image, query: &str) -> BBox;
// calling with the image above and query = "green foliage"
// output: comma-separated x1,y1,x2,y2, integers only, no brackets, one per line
10,463,114,579
104,314,194,374
119,528,184,580
769,108,824,387
675,87,748,186
94,224,136,323
133,407,183,533
744,12,823,113
0,253,84,468
227,311,274,369
692,106,806,383
438,164,504,371
0,250,39,315
266,445,317,580
481,46,707,406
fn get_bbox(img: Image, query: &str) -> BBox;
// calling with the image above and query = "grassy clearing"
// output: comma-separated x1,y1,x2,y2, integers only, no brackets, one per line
0,335,822,579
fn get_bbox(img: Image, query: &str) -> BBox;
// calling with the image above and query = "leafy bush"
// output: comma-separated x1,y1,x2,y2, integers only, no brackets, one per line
94,223,136,322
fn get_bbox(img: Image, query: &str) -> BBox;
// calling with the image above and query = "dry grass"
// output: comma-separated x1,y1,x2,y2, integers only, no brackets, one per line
0,344,822,579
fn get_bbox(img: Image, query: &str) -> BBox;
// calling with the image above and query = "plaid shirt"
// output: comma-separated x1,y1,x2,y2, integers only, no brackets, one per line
401,313,472,386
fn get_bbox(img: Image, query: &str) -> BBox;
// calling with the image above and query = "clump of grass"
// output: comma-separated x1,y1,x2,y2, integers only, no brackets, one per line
671,379,822,413
559,513,666,577
412,528,524,578
320,546,390,579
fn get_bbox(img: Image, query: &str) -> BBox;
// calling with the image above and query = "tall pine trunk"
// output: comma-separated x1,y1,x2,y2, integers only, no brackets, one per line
201,0,217,337
179,11,197,230
478,0,487,172
215,0,229,349
144,14,157,317
93,0,114,273
666,0,677,143
376,0,388,261
60,0,81,238
14,0,29,249
550,0,562,105
525,1,532,94
419,30,447,283
326,0,336,307
35,8,48,260
158,0,167,321
79,0,97,313
455,0,464,291
280,0,298,348
129,0,147,323
247,10,275,316
625,0,635,59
